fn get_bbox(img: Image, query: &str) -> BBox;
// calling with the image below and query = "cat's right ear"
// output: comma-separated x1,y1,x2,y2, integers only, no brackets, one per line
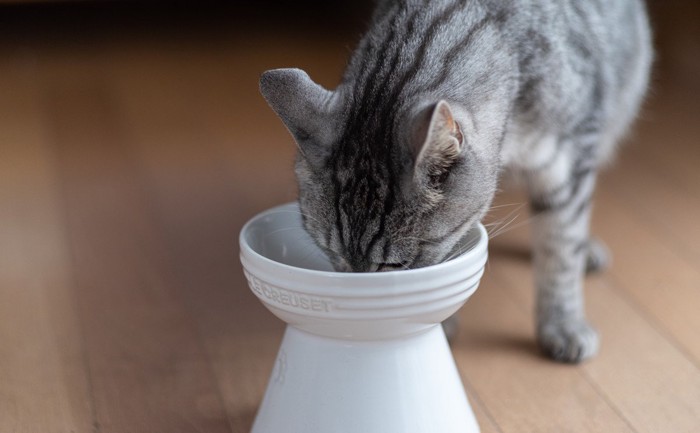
259,68,335,162
411,100,465,182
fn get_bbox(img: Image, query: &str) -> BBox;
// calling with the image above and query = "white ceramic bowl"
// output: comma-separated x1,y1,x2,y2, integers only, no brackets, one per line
240,202,488,433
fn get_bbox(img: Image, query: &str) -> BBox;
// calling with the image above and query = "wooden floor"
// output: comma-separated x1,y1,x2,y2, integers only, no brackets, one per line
1,3,699,433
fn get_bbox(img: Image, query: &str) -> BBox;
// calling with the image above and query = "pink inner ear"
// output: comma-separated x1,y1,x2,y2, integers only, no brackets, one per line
453,118,463,145
436,101,463,146
438,102,455,129
411,100,464,173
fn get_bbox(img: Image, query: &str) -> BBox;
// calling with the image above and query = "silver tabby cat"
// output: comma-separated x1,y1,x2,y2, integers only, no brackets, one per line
259,0,652,363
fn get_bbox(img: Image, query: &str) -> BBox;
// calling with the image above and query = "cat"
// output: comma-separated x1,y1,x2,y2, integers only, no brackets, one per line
258,0,652,363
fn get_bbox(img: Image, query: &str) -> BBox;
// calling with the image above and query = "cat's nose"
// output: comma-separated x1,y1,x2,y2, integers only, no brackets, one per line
347,258,374,273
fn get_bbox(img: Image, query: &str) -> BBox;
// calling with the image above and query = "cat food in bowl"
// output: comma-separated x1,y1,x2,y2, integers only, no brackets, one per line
240,202,487,433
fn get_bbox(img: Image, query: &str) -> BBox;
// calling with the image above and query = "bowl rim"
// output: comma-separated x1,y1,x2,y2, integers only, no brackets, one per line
239,202,488,282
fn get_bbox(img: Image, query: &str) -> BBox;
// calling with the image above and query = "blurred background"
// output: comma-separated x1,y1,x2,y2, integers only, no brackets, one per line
1,1,698,432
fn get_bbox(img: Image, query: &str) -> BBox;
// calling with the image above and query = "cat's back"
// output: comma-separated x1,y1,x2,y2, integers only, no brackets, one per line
478,0,650,75
482,0,652,160
352,0,650,113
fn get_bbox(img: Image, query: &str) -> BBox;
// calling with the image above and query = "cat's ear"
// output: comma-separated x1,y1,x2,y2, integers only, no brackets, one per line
413,100,464,180
259,68,334,147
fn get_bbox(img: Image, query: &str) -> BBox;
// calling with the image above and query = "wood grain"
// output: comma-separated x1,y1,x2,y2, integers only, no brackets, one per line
480,188,700,433
44,62,233,433
0,52,94,433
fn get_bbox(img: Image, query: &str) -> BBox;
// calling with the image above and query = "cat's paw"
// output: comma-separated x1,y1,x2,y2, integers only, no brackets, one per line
537,318,599,363
586,238,611,274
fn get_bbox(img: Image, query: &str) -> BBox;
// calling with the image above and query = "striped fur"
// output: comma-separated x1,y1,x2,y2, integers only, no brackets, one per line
260,0,652,362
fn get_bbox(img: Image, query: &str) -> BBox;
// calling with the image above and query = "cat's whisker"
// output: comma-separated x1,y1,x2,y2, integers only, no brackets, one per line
440,236,479,264
484,203,527,238
487,213,521,239
487,201,527,210
488,215,537,239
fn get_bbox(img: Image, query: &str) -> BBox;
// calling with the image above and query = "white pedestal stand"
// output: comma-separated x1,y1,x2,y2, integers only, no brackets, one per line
240,203,487,433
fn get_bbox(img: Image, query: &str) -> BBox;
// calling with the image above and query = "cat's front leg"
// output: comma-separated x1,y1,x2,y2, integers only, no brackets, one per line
528,164,600,363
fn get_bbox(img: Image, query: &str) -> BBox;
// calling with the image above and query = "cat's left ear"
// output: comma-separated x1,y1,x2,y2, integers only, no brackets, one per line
259,68,335,148
412,100,465,181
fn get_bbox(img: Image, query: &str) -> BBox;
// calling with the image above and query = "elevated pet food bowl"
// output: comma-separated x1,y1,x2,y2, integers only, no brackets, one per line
240,203,488,433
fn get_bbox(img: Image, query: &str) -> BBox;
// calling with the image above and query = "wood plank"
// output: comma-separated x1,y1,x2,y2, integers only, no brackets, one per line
592,187,700,364
453,273,635,433
479,189,700,433
623,91,700,202
462,381,503,433
0,56,95,433
44,63,233,433
584,276,700,433
604,159,700,263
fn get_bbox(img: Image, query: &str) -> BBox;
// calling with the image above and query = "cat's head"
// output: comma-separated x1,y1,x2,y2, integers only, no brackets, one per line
260,68,499,272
